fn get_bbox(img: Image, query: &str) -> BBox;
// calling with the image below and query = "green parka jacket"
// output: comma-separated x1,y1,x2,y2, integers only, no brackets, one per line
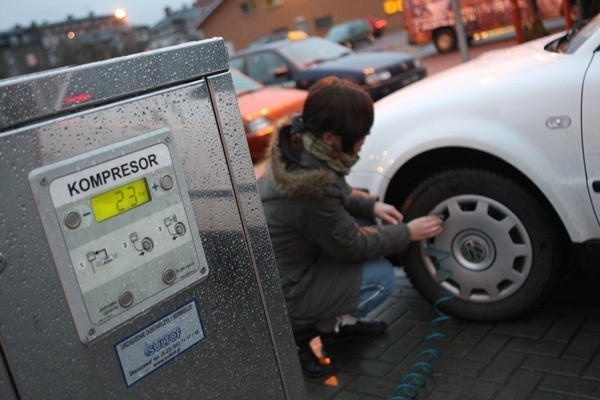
257,129,412,320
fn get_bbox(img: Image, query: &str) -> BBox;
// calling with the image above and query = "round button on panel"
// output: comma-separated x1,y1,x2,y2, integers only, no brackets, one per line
162,268,177,285
141,237,154,252
64,211,82,229
119,291,134,308
160,174,174,191
175,222,186,236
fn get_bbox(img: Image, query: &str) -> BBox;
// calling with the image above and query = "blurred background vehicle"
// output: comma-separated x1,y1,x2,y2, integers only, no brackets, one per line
229,36,426,101
231,68,307,161
325,18,376,49
403,0,563,52
367,16,389,37
347,15,600,321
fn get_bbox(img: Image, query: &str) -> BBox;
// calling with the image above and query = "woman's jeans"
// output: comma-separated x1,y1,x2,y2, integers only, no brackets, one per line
291,257,397,328
353,257,396,318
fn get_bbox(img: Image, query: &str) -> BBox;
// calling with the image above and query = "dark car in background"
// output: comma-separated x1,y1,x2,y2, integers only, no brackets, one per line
325,19,375,49
229,36,427,101
367,16,388,37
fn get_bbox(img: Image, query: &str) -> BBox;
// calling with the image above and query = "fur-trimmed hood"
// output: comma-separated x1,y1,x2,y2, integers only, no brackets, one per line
260,124,343,199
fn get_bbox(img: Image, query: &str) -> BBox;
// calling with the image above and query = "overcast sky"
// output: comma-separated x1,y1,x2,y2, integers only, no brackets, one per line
1,1,188,32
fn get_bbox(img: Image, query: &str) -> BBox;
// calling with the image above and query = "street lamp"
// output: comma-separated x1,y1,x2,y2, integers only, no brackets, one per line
113,8,129,25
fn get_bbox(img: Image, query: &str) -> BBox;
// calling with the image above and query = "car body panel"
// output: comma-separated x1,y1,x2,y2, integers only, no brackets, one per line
231,69,307,160
347,30,600,243
581,53,600,226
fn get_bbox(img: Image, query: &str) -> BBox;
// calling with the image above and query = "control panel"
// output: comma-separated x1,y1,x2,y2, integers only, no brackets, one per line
29,129,208,344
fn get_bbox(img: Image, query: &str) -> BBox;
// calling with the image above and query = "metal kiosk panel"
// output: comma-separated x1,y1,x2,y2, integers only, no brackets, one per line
0,38,306,399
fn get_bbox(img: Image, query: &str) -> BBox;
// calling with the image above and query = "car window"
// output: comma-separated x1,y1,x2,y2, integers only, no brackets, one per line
566,14,600,53
279,37,351,66
229,57,245,73
230,69,263,95
247,52,287,82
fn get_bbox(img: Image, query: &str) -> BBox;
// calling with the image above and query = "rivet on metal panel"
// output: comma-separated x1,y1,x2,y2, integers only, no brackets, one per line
0,252,6,273
164,136,171,143
40,177,48,186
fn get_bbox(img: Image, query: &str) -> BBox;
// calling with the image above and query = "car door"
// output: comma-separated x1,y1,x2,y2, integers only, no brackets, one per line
246,51,296,88
583,52,600,225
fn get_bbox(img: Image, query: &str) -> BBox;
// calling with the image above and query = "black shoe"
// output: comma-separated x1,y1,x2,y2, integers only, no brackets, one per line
298,345,337,378
320,320,388,345
293,325,338,378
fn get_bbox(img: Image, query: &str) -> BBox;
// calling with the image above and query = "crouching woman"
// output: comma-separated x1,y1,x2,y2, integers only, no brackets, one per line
257,77,443,377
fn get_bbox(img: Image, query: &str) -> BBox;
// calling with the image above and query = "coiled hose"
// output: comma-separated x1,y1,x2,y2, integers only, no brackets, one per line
391,244,453,400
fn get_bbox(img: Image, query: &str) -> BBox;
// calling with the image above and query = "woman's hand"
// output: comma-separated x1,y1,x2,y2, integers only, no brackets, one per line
407,215,444,241
374,201,404,225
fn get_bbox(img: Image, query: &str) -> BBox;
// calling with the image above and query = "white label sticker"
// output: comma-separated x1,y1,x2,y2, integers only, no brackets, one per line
115,301,205,387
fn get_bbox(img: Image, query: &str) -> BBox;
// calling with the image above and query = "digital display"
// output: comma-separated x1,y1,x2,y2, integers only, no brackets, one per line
91,178,151,222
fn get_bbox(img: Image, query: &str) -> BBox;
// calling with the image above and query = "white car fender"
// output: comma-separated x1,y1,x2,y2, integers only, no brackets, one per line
350,73,597,242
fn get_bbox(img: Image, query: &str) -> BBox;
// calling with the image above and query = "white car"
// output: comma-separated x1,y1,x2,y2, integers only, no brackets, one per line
347,15,600,321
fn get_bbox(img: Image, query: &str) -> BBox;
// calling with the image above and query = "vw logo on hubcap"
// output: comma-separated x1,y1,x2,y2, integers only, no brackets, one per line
461,239,487,263
452,230,495,271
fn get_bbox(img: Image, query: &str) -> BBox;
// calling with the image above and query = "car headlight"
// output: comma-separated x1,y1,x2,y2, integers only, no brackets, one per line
364,69,392,85
247,116,273,134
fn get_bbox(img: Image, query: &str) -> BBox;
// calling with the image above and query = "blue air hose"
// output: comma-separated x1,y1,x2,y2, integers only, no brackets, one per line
390,244,453,400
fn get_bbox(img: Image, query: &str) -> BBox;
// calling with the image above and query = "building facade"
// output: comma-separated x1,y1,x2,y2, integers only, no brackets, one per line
0,13,148,79
198,0,404,52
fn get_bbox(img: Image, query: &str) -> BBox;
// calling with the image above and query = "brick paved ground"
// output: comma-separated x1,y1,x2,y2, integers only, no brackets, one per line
304,268,600,400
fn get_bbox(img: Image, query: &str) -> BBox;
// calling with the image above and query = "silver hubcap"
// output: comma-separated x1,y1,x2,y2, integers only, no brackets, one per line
420,195,532,303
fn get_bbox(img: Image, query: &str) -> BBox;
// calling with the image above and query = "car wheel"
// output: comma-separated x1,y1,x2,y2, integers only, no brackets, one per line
400,169,562,320
433,27,457,52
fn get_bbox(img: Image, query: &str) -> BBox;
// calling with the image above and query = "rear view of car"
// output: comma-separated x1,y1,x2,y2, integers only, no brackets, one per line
326,19,375,49
231,68,307,161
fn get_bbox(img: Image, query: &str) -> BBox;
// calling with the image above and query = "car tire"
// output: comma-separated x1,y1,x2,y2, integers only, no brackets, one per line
399,169,562,321
433,27,457,52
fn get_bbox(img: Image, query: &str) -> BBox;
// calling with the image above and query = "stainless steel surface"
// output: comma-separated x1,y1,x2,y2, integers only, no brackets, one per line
0,38,306,399
0,39,229,131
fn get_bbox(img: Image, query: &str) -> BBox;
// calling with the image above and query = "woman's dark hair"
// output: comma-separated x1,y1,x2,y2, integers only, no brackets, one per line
301,76,374,153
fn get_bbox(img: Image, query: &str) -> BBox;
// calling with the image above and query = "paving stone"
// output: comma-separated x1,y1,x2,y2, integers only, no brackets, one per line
465,334,510,363
539,374,600,399
431,355,486,378
492,369,543,400
344,376,399,398
379,334,423,364
529,391,590,400
452,322,495,345
478,350,526,383
521,354,586,376
507,336,565,356
562,329,600,360
543,306,589,342
583,354,600,380
491,322,548,339
417,374,502,399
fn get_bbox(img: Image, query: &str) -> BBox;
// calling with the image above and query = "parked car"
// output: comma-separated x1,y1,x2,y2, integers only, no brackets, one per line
231,68,307,161
367,16,388,37
229,36,426,101
347,15,600,321
325,18,375,48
